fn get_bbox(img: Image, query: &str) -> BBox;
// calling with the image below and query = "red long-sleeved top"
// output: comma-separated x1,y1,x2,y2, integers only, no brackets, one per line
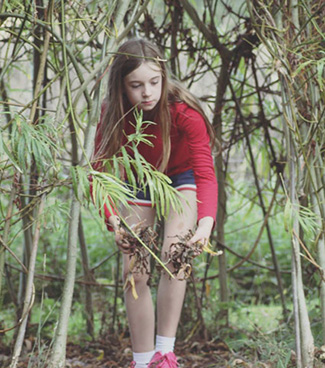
93,101,218,226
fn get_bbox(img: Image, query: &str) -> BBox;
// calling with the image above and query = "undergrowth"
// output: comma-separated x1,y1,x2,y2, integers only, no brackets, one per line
1,182,322,367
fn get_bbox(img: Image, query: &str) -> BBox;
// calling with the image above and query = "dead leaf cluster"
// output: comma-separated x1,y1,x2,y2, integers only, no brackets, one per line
163,231,201,280
163,230,223,280
122,224,158,299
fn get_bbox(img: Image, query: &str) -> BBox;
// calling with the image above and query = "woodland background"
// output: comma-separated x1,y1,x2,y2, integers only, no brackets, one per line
0,0,324,367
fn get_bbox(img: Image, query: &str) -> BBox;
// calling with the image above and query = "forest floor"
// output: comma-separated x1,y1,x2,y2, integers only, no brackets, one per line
1,331,325,367
0,334,301,368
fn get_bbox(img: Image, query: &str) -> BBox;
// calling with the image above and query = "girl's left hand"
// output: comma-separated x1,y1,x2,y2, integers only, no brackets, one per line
188,216,214,256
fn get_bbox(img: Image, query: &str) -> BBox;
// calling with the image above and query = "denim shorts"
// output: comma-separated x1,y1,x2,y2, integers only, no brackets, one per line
127,169,196,207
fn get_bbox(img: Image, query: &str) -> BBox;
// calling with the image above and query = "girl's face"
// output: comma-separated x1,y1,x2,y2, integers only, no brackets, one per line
123,62,162,111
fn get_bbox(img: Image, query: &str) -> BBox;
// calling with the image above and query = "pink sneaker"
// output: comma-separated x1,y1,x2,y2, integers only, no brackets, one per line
130,361,136,368
148,351,178,368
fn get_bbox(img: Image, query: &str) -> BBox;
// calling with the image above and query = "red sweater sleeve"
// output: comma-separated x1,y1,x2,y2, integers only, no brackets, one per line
176,106,218,222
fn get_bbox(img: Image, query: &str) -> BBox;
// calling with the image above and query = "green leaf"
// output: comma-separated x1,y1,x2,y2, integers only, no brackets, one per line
133,147,144,183
90,170,135,215
291,60,314,78
0,132,22,172
9,113,59,174
121,146,131,177
112,155,120,177
78,166,90,201
317,59,324,91
298,205,319,239
283,198,319,239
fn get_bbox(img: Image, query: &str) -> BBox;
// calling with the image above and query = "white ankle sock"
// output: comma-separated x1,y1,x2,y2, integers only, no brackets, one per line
155,335,176,354
133,350,155,368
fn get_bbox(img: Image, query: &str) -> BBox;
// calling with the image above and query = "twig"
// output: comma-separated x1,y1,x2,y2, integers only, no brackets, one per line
0,236,28,274
293,228,325,281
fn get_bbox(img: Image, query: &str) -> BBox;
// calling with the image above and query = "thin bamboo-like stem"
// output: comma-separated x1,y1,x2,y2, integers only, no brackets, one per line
248,1,318,364
47,0,91,363
0,11,92,108
287,132,302,368
0,176,18,301
309,154,325,342
67,87,95,338
3,263,118,289
17,0,51,323
116,0,151,43
48,2,133,365
29,1,52,123
4,263,17,307
170,0,180,75
230,63,287,317
18,180,33,311
179,0,230,56
213,61,230,325
112,250,121,332
78,215,95,338
73,0,134,108
227,178,279,273
190,272,208,340
283,80,314,368
10,194,45,368
47,192,81,367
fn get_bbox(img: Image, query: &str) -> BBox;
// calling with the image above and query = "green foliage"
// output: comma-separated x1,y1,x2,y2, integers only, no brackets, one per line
1,0,324,365
284,198,320,240
224,181,293,302
88,110,184,222
90,170,132,217
7,113,59,174
41,198,70,232
0,123,22,173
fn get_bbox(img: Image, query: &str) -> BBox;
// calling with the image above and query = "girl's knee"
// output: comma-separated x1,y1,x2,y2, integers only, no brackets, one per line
122,267,150,285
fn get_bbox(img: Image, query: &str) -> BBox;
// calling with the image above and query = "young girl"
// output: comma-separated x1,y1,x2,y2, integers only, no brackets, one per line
93,38,218,368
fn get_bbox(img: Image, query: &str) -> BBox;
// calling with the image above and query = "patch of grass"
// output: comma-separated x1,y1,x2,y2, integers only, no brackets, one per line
230,303,284,333
225,303,295,367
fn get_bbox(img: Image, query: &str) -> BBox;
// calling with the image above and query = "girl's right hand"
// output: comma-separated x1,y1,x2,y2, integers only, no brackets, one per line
108,215,133,254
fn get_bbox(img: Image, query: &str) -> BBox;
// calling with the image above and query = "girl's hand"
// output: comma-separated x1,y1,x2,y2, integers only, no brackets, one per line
188,216,214,256
108,215,133,254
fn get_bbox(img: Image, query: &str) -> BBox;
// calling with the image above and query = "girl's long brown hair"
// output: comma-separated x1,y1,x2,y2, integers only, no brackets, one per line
94,38,215,172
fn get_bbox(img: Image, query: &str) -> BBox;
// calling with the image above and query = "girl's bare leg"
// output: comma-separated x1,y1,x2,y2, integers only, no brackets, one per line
121,205,156,353
157,190,197,337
